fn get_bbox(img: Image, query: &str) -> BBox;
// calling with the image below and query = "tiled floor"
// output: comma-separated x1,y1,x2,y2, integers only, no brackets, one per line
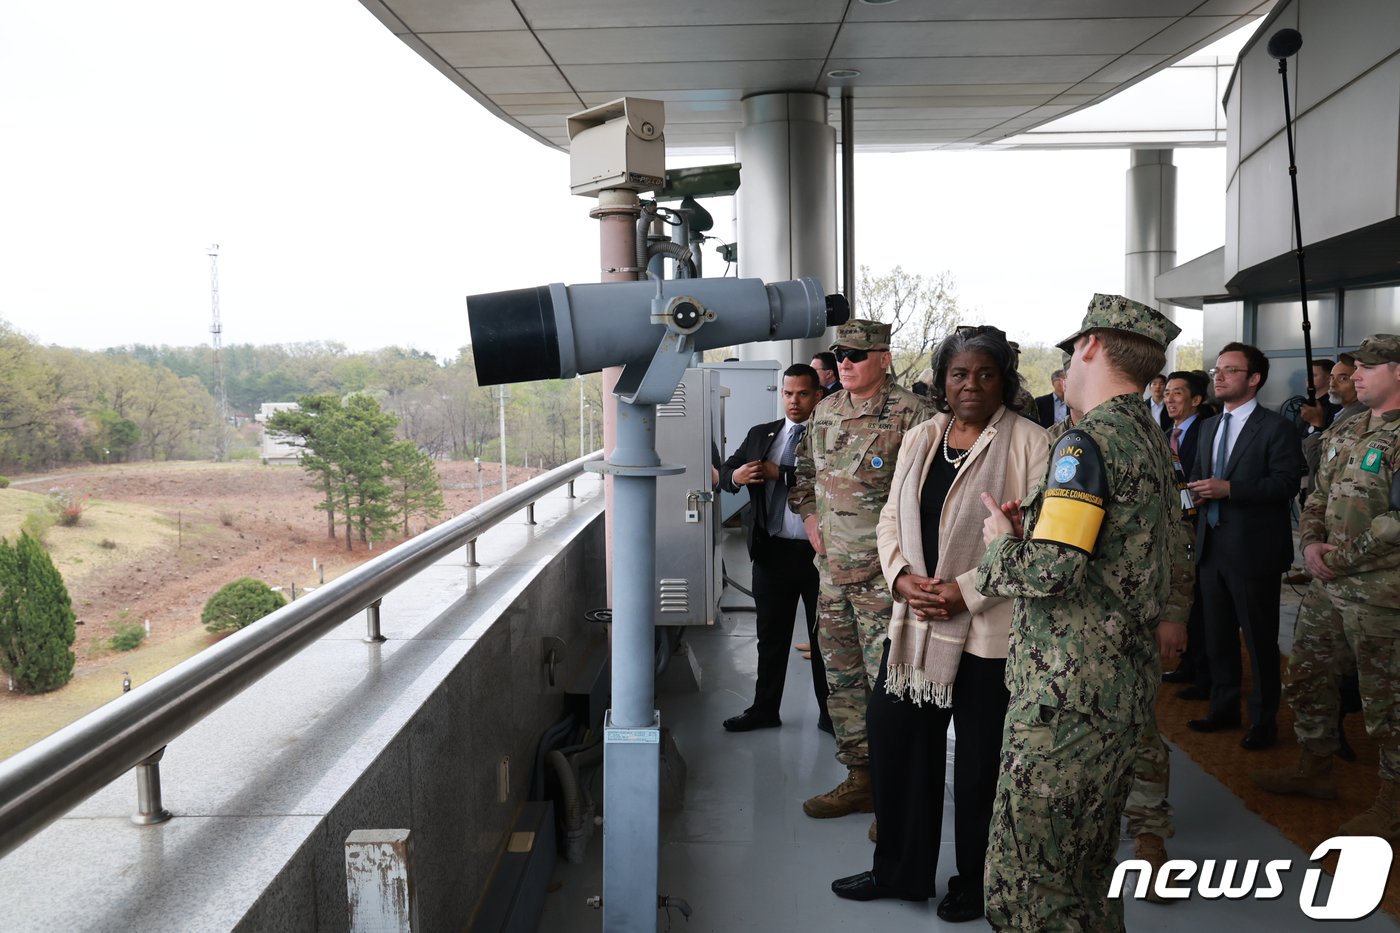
537,532,1397,932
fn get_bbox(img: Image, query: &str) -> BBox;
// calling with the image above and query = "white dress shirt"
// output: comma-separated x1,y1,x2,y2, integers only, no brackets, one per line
1215,396,1258,468
768,418,808,540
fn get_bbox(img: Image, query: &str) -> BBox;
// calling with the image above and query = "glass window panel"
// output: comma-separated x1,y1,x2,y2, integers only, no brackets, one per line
1203,300,1243,359
1343,285,1400,346
1257,356,1310,411
1253,294,1337,352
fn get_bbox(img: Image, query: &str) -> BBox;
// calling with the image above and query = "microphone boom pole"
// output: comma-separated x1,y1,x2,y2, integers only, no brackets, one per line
1268,27,1316,403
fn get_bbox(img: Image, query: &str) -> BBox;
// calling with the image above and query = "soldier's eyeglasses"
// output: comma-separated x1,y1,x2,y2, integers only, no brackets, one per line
1208,366,1249,378
834,348,870,364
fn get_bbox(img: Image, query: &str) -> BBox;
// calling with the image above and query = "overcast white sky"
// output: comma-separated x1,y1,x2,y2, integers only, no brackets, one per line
0,0,1243,362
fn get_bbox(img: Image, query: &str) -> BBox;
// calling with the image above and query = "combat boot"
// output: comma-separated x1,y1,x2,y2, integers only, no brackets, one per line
803,765,873,818
1134,834,1172,904
1339,780,1400,841
1251,749,1338,799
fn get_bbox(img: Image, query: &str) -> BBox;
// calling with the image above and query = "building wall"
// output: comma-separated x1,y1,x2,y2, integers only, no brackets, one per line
1224,0,1400,281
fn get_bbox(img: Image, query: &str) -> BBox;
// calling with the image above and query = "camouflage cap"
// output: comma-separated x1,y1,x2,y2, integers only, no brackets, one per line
1350,334,1400,365
831,319,891,351
1055,293,1182,355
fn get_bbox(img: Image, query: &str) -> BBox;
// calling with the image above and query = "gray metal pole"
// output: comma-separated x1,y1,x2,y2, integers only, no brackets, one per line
602,398,663,932
130,747,172,826
841,93,856,313
497,388,509,493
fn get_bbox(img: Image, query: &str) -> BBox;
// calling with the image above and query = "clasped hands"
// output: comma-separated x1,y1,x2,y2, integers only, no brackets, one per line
894,571,967,621
731,459,778,486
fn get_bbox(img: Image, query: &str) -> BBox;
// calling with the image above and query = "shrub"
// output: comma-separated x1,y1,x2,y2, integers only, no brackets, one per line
0,533,77,693
0,476,9,488
99,538,118,550
21,510,54,544
109,621,146,652
201,577,287,634
218,507,236,527
46,490,86,527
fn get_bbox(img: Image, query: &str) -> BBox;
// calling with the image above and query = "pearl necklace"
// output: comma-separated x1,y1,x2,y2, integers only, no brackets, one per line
942,417,992,468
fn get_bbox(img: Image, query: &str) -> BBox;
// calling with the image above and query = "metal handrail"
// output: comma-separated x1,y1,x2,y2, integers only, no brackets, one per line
0,451,603,861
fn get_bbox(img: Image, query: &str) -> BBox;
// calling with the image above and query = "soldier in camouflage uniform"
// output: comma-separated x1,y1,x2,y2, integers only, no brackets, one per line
1253,334,1400,844
789,319,933,818
975,295,1194,931
1007,341,1039,421
1045,411,1187,904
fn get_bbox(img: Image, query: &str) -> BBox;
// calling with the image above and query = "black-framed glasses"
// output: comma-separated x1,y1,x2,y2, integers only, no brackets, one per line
1208,365,1249,378
834,348,870,364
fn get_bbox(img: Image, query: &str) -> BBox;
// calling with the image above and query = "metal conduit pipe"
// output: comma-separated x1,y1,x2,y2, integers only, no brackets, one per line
645,242,696,279
0,451,602,861
634,203,657,280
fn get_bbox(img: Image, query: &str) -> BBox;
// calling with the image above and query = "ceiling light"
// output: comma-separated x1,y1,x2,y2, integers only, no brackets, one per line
827,69,861,79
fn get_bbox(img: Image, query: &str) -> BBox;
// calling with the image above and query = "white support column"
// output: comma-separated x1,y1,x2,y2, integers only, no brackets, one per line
735,92,838,368
1125,149,1181,367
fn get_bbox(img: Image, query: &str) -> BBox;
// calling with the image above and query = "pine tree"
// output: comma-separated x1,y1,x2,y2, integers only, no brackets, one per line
386,439,445,536
0,533,77,693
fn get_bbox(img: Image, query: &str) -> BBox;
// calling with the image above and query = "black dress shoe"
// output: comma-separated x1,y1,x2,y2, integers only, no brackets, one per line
1241,723,1277,750
723,710,780,732
1175,685,1210,701
936,875,985,923
1161,667,1196,684
1187,713,1241,733
830,871,926,902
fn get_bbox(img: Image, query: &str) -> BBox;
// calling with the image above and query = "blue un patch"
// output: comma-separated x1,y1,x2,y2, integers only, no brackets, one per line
870,456,884,469
1054,455,1080,484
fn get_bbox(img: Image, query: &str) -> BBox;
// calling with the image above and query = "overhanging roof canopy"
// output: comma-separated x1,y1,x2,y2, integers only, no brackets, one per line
359,0,1273,152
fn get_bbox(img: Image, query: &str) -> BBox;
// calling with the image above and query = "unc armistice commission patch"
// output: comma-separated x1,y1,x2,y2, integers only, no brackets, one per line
1033,429,1109,555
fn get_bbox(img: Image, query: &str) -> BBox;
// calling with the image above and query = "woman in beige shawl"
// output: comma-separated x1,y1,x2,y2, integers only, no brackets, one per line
830,326,1047,921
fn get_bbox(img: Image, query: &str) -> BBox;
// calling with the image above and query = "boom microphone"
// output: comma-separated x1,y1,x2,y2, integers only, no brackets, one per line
1266,28,1302,60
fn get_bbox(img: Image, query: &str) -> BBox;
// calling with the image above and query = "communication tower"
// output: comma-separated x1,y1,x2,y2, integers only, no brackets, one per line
208,244,230,461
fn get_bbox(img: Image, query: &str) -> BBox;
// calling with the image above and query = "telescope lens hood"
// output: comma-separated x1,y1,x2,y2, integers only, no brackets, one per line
467,285,562,386
826,293,850,326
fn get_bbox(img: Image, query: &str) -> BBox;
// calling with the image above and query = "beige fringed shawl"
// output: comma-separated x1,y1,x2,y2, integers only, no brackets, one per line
884,408,1013,706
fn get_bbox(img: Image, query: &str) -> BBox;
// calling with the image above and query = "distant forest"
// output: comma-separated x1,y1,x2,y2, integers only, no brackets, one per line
0,320,604,473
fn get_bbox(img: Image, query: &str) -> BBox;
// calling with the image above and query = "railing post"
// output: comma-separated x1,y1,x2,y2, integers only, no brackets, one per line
364,599,385,644
465,539,479,568
130,746,173,826
567,479,576,499
525,503,537,525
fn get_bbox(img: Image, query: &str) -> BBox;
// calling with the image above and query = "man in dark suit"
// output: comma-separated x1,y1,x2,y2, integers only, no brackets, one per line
1186,343,1305,750
811,352,842,397
1158,371,1210,697
1034,369,1068,428
1147,373,1171,430
719,363,830,732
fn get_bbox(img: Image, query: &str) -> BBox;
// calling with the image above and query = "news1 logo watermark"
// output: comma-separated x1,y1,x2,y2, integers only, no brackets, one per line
1110,835,1394,919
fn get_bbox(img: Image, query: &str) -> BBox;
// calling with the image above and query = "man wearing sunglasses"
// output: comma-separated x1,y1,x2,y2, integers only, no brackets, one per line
789,320,933,821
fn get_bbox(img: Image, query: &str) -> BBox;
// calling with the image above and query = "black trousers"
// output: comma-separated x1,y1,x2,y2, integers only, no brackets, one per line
867,641,1008,898
750,537,826,721
1199,553,1282,728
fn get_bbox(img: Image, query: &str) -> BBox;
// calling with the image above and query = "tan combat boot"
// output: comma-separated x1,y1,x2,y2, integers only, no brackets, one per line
1134,834,1172,904
803,765,874,818
1251,749,1338,799
1339,780,1400,841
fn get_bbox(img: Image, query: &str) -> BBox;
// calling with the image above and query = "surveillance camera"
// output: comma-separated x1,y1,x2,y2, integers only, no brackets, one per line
467,277,848,387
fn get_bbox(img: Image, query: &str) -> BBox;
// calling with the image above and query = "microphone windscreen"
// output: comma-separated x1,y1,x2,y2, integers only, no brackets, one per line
1267,28,1302,59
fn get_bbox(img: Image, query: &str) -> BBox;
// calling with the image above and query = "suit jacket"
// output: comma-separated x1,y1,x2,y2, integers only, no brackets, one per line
720,419,806,561
1034,392,1062,428
1190,404,1305,575
1165,417,1201,480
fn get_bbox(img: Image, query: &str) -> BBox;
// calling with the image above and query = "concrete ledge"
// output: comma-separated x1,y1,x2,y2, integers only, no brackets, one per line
0,487,605,932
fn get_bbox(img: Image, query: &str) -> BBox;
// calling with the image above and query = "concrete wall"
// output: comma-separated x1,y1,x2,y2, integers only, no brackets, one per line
0,494,606,933
241,512,607,932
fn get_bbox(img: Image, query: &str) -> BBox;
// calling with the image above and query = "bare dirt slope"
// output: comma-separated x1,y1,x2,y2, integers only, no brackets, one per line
0,459,540,757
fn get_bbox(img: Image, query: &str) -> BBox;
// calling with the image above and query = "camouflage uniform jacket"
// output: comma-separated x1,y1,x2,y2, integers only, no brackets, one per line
975,393,1194,724
1300,407,1400,608
789,374,932,585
